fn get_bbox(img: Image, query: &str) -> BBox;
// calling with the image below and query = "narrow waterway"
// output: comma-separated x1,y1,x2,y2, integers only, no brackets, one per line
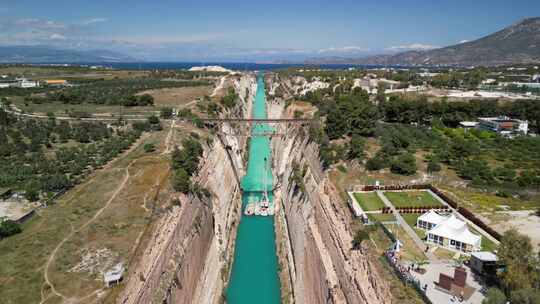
227,73,281,303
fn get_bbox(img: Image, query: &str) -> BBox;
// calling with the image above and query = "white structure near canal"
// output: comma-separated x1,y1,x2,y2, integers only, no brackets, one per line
417,210,481,253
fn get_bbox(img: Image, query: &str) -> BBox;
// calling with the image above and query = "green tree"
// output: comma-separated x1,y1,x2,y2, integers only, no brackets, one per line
143,143,156,153
352,228,372,251
427,160,441,173
498,229,538,291
138,94,154,106
0,220,22,238
510,288,540,304
147,115,160,125
482,288,507,304
390,153,417,175
366,154,388,171
348,134,366,160
160,107,173,119
172,168,191,193
24,180,41,202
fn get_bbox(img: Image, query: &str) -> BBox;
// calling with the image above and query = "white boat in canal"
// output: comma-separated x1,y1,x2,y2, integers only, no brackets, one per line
244,204,255,216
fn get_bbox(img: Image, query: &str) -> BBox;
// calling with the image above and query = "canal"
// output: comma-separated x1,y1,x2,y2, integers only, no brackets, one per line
226,73,281,303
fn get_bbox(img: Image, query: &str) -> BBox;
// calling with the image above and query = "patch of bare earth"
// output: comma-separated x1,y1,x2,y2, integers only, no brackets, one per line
137,86,212,107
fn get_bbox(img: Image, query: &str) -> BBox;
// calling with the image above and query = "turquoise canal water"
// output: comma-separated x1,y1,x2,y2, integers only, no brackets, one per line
226,74,281,303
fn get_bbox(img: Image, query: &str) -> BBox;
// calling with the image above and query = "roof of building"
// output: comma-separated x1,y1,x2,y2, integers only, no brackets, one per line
428,214,481,247
104,263,124,283
418,210,447,225
460,121,479,127
471,251,498,262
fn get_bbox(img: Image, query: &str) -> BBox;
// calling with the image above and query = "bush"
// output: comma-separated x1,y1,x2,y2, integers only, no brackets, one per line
160,107,173,119
482,288,507,304
172,168,191,193
348,134,366,160
147,115,160,125
510,288,540,304
427,160,441,173
0,220,22,238
221,87,238,109
366,154,388,171
390,153,417,175
143,143,156,153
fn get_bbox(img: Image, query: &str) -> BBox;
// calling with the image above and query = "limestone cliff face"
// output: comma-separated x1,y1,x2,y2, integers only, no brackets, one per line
269,75,392,304
117,74,255,304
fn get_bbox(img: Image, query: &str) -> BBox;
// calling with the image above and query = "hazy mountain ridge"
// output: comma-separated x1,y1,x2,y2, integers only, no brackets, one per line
310,17,540,66
0,46,138,63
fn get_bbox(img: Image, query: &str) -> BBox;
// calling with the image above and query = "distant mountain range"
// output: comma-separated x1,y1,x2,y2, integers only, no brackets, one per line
307,17,540,66
0,46,138,63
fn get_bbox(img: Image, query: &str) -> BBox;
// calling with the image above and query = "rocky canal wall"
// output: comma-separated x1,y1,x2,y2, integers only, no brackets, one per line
269,74,392,304
117,74,255,304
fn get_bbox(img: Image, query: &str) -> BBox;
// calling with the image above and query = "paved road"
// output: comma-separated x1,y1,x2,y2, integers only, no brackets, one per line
376,190,436,260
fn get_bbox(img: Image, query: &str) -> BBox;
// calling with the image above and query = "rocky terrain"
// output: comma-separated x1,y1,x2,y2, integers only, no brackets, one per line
268,74,392,304
118,72,391,304
118,74,254,304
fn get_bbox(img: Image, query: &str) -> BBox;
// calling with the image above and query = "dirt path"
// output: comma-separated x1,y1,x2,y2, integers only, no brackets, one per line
162,119,175,155
211,76,227,97
38,133,152,304
40,159,135,304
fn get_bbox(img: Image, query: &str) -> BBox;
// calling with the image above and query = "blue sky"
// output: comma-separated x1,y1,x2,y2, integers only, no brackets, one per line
0,0,539,61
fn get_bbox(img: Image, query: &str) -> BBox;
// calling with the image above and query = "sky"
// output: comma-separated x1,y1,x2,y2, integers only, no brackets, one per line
0,0,539,62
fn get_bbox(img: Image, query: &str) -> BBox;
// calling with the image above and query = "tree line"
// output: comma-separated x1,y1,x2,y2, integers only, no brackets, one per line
0,108,141,202
23,78,209,107
302,87,540,191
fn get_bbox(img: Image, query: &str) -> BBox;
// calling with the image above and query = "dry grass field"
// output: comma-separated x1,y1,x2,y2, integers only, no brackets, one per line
0,127,175,304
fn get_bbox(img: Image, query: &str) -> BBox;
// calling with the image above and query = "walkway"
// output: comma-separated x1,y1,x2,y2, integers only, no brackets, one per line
376,191,435,260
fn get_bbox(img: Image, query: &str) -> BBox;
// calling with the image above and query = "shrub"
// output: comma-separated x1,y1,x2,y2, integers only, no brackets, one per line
160,107,173,119
390,153,417,175
482,288,507,304
366,154,388,171
427,160,441,173
172,168,191,193
0,220,22,238
143,143,156,153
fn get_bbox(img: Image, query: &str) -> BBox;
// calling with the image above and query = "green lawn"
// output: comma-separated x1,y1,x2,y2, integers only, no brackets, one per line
353,192,386,211
383,191,443,208
400,213,427,239
469,227,499,252
401,213,421,227
367,213,396,222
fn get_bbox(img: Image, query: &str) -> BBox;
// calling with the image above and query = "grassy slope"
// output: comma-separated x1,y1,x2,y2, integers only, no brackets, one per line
0,130,168,304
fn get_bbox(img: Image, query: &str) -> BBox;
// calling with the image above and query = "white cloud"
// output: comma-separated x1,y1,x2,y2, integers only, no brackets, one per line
318,46,370,53
15,18,66,29
81,18,107,25
386,43,439,51
49,33,66,40
107,33,226,45
458,39,469,44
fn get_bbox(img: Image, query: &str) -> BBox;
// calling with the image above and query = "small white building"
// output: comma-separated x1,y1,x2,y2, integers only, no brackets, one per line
19,78,39,88
417,211,482,253
104,263,124,287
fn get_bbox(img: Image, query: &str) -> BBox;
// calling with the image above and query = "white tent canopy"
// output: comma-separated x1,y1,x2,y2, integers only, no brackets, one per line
428,214,481,249
418,210,446,226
